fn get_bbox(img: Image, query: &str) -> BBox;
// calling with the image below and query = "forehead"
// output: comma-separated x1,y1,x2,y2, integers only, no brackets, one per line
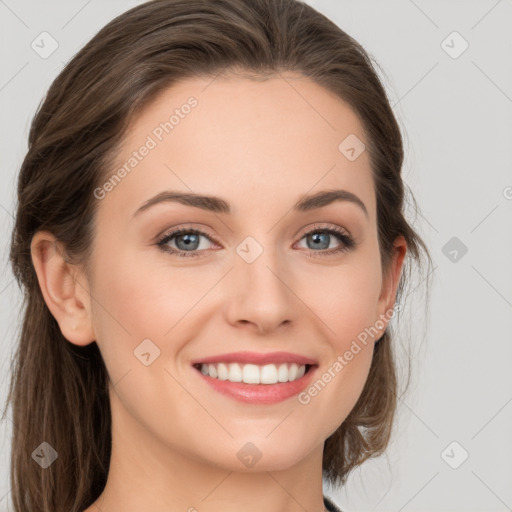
103,72,375,221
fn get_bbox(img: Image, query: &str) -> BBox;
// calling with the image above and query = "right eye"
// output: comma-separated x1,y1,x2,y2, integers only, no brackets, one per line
156,228,218,258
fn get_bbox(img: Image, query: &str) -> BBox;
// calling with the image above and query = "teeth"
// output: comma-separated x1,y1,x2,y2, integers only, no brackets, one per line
198,362,308,384
208,364,217,378
217,363,229,380
261,364,278,383
242,364,260,384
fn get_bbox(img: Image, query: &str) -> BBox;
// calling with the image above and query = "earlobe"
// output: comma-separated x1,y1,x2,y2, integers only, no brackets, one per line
30,230,95,346
376,236,407,337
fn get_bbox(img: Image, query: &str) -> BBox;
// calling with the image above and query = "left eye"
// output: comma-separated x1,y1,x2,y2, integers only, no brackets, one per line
157,226,355,258
296,229,350,251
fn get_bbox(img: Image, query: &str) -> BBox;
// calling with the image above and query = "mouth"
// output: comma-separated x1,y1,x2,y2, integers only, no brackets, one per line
190,353,319,404
192,362,315,384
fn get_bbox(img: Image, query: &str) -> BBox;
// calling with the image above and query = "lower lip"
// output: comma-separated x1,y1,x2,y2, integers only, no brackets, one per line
193,365,317,404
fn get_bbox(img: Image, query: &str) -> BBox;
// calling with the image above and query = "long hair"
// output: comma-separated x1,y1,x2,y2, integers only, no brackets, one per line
4,0,433,510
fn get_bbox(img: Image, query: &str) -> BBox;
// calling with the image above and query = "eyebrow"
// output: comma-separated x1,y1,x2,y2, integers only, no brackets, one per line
133,188,368,219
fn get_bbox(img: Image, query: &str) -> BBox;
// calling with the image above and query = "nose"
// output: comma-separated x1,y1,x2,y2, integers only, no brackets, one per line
223,244,298,335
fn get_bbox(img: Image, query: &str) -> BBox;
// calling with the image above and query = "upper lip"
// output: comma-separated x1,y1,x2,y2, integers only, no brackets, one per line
191,351,318,366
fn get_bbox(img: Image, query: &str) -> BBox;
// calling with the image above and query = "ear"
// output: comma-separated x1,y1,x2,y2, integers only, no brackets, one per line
31,230,96,346
375,235,407,337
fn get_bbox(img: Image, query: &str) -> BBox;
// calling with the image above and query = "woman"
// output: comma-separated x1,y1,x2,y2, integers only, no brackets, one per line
4,0,432,511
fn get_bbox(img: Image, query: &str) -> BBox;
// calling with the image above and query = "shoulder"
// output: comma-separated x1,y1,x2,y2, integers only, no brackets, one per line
323,495,344,512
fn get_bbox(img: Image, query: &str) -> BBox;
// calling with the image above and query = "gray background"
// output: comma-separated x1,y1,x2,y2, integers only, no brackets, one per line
1,1,511,510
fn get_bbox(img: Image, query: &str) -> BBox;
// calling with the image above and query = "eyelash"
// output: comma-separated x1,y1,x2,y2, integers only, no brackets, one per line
156,224,357,259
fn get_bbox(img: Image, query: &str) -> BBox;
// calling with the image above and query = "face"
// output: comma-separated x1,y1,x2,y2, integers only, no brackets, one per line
78,73,404,473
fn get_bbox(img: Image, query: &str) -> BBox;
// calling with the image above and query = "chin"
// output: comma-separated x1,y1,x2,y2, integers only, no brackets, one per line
202,434,319,473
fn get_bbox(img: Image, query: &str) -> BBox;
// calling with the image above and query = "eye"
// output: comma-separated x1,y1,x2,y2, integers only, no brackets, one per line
295,224,356,257
157,227,217,258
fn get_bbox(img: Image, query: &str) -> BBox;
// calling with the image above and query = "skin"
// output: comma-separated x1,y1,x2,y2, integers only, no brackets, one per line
31,72,406,512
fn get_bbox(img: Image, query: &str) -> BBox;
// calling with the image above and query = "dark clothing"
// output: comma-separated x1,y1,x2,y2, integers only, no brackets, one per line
324,495,343,512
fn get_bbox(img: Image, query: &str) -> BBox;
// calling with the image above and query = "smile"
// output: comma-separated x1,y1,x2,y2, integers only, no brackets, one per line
193,362,310,384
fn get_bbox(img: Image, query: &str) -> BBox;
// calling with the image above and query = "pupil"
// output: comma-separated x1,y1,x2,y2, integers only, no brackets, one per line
178,233,199,250
310,233,329,250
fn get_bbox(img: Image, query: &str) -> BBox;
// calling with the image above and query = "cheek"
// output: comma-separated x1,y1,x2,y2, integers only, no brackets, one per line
87,246,166,371
300,332,375,438
293,258,381,424
299,258,383,345
88,244,220,380
87,247,208,438
90,247,187,336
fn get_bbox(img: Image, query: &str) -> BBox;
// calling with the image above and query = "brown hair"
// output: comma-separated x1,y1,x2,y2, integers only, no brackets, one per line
4,0,432,510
